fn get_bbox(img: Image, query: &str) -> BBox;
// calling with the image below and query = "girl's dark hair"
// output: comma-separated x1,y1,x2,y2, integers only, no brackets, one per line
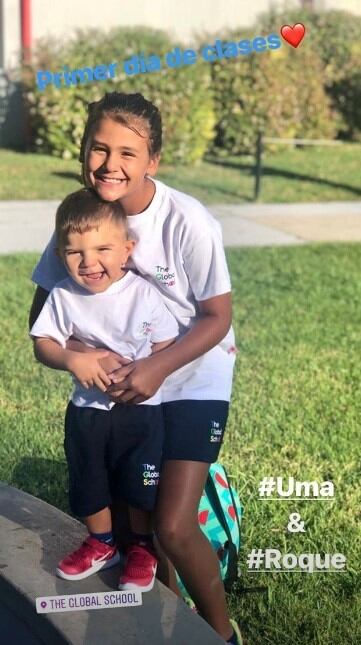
79,92,162,169
56,188,128,249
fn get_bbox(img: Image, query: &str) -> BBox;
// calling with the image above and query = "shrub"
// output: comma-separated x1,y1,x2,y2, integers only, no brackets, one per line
332,59,361,141
208,28,336,156
258,8,361,139
23,28,215,164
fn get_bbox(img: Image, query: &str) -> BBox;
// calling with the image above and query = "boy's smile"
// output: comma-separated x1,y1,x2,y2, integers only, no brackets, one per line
87,118,159,214
60,218,135,293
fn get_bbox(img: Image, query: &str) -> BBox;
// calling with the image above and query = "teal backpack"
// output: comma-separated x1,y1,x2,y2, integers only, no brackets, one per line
177,463,243,597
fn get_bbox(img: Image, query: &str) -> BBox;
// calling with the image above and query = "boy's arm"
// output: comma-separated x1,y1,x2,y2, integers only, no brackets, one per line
33,337,112,391
29,286,130,371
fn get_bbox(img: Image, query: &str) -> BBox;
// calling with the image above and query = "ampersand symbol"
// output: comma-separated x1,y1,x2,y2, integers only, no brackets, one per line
287,512,305,533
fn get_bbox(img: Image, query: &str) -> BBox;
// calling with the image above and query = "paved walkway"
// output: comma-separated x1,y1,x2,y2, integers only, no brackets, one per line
1,200,361,253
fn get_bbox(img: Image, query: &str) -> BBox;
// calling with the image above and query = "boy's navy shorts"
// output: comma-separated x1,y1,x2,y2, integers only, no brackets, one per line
162,400,229,463
64,401,164,518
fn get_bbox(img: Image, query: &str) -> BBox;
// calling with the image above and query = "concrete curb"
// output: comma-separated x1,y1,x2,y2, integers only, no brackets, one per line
0,483,224,644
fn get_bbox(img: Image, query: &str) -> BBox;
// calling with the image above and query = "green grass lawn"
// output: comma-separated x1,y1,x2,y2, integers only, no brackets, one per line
1,246,360,644
1,145,361,203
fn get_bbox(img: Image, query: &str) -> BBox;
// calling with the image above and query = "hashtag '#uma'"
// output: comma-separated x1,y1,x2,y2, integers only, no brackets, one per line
258,476,276,496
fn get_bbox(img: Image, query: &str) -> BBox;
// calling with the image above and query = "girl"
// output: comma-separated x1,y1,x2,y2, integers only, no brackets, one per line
29,92,242,644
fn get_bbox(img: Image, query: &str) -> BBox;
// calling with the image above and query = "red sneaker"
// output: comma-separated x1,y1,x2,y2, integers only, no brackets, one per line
118,544,157,592
56,536,120,581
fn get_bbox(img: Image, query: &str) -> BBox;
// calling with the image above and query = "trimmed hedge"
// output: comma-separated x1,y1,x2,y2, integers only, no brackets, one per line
23,28,215,164
258,8,361,139
209,29,336,155
23,12,361,161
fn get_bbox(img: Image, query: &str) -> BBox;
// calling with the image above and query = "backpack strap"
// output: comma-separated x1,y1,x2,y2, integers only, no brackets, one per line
206,468,236,547
225,466,242,537
206,467,239,589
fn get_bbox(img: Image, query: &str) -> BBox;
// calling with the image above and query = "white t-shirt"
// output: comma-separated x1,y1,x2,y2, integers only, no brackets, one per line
30,271,179,410
32,179,236,402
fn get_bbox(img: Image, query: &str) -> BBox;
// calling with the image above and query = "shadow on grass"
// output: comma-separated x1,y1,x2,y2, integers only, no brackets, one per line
190,179,252,202
51,171,82,183
207,158,361,197
11,457,69,514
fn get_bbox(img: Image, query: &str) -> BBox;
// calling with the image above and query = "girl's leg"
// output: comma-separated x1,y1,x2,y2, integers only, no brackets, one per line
153,534,181,594
155,459,234,641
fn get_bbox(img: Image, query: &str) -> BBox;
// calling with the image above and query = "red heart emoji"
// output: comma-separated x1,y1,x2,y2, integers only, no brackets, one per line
280,23,306,48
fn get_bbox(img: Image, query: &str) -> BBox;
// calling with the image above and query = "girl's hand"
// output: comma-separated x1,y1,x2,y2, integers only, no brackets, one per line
66,350,112,392
106,356,168,404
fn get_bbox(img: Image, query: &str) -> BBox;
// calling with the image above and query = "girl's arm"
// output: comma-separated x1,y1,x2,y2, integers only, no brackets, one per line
29,286,49,328
107,292,232,403
33,338,112,391
151,338,176,354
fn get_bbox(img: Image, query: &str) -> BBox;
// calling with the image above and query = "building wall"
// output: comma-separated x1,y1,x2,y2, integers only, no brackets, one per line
323,0,361,12
2,0,283,68
2,0,361,69
31,0,275,42
2,0,21,69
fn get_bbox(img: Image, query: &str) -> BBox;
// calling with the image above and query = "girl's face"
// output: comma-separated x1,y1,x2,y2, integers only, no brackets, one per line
87,118,159,206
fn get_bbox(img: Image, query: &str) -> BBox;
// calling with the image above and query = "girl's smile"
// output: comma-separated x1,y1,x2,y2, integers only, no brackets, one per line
87,118,159,214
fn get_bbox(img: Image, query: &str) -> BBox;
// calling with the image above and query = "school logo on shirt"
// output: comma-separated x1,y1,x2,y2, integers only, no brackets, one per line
140,322,152,336
155,265,175,287
210,420,223,443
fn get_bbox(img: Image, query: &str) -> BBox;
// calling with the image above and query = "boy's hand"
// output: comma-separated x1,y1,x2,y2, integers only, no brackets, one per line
97,352,132,374
65,340,132,374
66,350,112,392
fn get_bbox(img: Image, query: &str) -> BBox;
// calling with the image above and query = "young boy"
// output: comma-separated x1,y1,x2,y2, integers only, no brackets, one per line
30,188,178,592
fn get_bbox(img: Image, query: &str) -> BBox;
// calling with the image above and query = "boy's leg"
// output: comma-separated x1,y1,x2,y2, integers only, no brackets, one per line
128,506,153,534
126,506,181,594
110,404,164,592
86,506,112,533
110,498,132,551
57,403,120,580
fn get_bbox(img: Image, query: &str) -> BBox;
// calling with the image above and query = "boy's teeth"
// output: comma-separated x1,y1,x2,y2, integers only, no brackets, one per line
85,272,103,279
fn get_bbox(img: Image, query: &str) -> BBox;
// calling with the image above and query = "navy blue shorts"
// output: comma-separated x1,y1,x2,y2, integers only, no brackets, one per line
64,402,164,517
162,400,229,463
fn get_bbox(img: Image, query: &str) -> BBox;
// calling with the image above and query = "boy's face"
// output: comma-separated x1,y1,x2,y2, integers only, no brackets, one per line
59,217,135,293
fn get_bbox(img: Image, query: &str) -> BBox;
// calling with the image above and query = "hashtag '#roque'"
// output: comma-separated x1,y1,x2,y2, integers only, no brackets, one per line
247,548,264,569
258,476,276,496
